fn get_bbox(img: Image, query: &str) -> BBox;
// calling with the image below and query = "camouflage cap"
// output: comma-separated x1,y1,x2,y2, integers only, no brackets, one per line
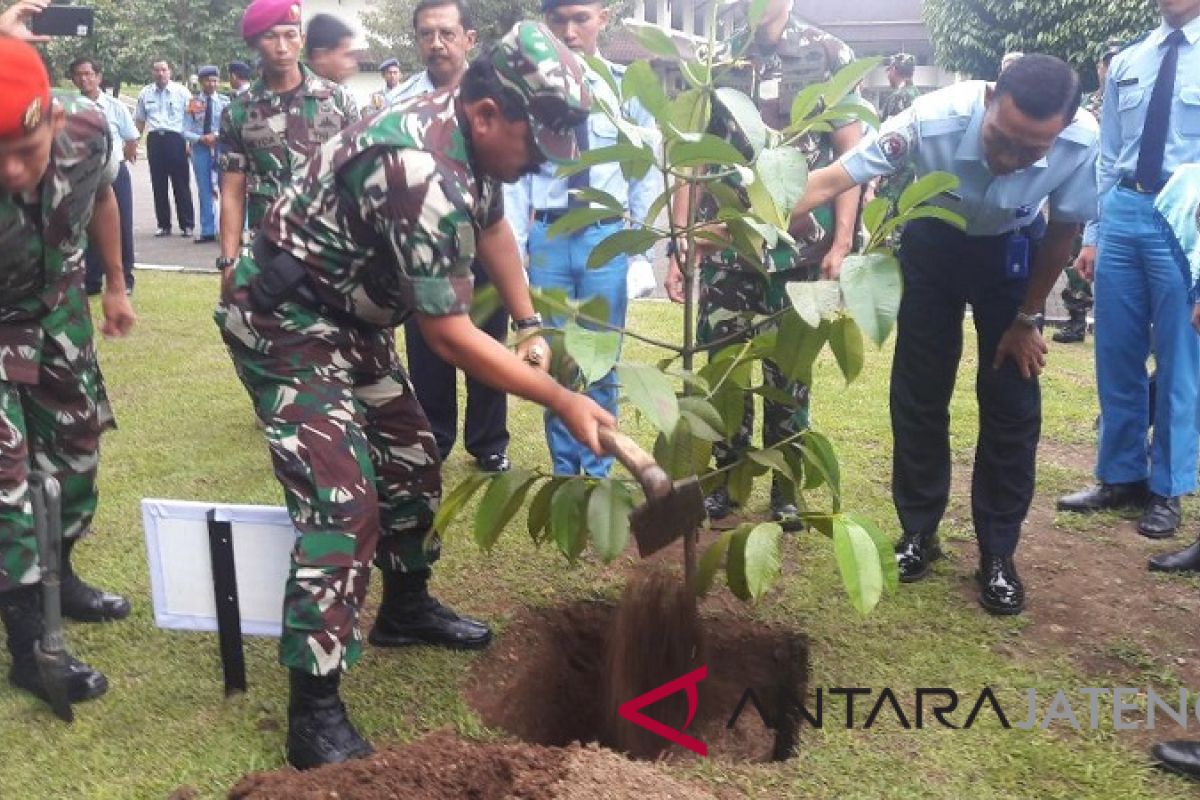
490,21,590,163
888,52,915,71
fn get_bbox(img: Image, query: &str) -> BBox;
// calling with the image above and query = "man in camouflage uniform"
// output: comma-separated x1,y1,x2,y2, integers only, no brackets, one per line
1053,40,1121,344
877,52,919,205
667,0,862,527
0,30,137,710
216,0,360,270
214,21,612,769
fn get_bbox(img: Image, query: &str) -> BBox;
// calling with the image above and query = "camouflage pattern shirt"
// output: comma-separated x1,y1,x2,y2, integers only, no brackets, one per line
0,99,111,384
218,65,361,229
240,86,503,328
1083,90,1103,120
881,83,920,121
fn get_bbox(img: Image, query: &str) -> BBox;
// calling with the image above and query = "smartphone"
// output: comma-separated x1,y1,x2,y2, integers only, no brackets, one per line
29,5,95,37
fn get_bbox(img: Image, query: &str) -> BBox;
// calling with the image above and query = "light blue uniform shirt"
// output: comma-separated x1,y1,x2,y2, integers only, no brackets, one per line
393,70,435,103
181,91,230,144
840,80,1099,237
133,81,191,134
504,59,664,265
1084,17,1200,245
84,91,138,164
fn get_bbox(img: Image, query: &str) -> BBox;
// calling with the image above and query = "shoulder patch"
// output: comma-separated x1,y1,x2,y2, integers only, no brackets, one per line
878,131,910,165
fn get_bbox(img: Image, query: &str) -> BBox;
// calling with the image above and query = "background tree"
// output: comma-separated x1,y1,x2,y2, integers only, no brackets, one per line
44,0,247,92
923,0,1158,85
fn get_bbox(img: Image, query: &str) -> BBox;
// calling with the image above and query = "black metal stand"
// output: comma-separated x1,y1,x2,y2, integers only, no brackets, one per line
206,510,247,695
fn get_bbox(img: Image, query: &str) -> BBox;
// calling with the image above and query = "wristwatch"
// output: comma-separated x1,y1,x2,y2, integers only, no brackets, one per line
215,256,237,270
511,314,543,332
1014,311,1043,329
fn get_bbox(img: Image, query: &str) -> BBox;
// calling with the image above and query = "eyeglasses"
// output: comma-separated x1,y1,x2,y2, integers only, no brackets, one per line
416,28,461,44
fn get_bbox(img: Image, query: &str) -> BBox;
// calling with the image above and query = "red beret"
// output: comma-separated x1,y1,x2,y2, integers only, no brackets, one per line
0,37,50,141
241,0,302,43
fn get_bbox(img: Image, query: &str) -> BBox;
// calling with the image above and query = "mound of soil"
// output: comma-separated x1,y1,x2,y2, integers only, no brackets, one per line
228,731,718,800
467,596,809,762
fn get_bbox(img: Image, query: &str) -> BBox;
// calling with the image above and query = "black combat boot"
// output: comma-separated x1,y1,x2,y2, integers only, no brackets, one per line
286,669,373,770
1,586,107,704
703,485,737,521
368,569,491,650
1052,309,1087,344
60,537,131,622
769,478,802,532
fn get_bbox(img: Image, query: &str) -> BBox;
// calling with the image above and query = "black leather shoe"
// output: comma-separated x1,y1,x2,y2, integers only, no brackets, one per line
1,589,108,704
895,531,942,583
976,554,1025,615
476,453,511,473
1149,538,1200,572
1153,740,1200,780
1052,318,1086,344
154,228,171,237
1138,494,1181,539
286,670,373,770
1057,480,1149,513
769,480,802,532
61,574,132,622
193,234,216,244
704,485,737,521
369,594,492,649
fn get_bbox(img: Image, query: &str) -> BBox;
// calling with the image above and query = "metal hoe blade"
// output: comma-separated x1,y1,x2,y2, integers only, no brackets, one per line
630,476,705,558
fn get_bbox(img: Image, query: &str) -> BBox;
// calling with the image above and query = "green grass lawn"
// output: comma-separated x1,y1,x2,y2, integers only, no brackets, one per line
0,272,1193,798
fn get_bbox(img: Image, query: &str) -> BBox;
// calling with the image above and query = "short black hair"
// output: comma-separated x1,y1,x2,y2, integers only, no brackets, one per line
461,53,526,123
306,13,355,58
412,0,474,32
68,56,101,75
993,53,1081,123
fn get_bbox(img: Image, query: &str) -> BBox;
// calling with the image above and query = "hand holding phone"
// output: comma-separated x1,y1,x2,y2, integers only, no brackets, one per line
29,4,94,37
0,0,53,42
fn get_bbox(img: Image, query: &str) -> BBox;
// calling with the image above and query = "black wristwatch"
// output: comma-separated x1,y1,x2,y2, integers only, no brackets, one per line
511,314,543,332
215,256,237,270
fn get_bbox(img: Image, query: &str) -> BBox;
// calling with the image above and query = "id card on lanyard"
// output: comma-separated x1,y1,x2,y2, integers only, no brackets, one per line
1006,234,1030,280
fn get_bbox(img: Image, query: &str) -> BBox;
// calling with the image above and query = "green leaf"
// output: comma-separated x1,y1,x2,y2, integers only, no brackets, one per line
654,418,713,480
812,57,882,111
897,171,960,215
801,431,841,509
743,172,785,230
570,187,625,214
828,316,865,384
715,87,769,158
527,477,563,544
679,59,712,90
469,284,503,327
860,196,891,239
586,480,634,562
748,448,793,482
617,363,680,434
667,88,709,136
628,22,678,59
755,146,809,220
749,385,801,408
557,143,652,178
581,53,620,99
551,479,592,563
695,532,733,597
666,368,709,394
845,512,900,593
576,294,611,323
678,396,726,441
839,252,903,347
832,515,885,615
473,469,538,551
431,471,490,537
879,204,967,241
785,280,842,327
621,59,669,120
726,457,766,506
727,522,783,601
563,322,621,385
789,84,826,127
547,207,624,239
776,311,827,385
670,133,750,167
587,229,661,269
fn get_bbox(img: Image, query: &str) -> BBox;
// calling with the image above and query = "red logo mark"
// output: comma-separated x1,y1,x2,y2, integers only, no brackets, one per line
617,665,708,756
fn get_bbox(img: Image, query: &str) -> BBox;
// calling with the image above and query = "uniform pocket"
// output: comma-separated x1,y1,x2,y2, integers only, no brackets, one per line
1117,86,1144,141
589,114,619,148
1178,86,1200,137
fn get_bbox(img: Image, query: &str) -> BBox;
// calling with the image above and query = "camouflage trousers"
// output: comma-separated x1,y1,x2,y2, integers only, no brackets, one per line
697,259,811,468
1060,266,1093,315
215,276,441,677
0,331,113,593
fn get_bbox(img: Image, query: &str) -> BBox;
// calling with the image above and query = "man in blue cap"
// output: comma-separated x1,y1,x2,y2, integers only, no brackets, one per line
368,57,403,112
226,61,252,97
183,66,228,243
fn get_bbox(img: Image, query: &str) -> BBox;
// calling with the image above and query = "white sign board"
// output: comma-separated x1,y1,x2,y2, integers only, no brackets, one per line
141,499,298,637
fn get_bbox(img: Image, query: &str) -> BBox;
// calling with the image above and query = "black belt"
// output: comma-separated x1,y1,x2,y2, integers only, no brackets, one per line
1119,175,1170,194
533,209,618,226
